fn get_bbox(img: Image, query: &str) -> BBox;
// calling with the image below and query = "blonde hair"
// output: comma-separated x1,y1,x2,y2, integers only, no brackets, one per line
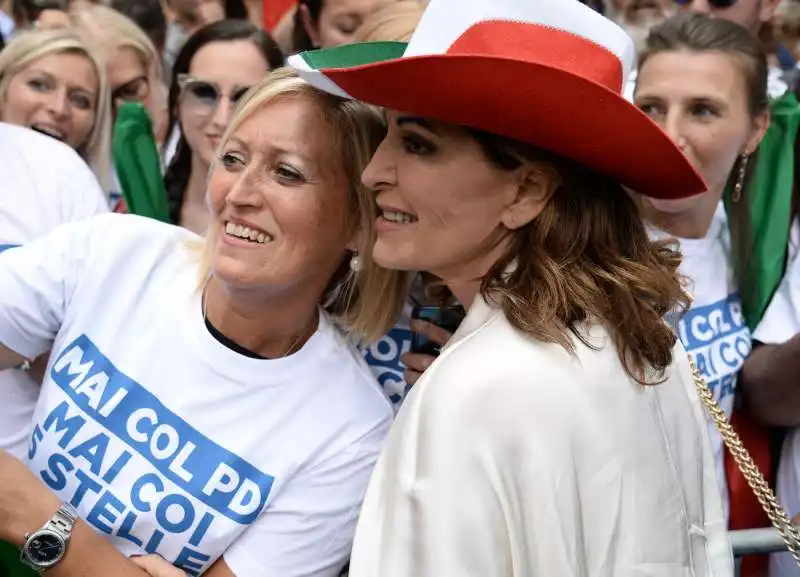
197,68,410,342
354,0,425,43
0,27,112,188
71,4,162,80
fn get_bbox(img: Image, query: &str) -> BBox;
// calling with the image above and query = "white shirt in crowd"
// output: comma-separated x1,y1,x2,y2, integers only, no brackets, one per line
648,204,751,522
758,250,800,577
0,213,393,576
348,295,733,577
0,122,109,460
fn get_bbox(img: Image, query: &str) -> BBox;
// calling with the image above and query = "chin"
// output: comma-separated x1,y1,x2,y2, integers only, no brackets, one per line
372,241,423,272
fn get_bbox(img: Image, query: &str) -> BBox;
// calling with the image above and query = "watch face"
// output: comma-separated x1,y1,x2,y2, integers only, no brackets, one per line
25,531,65,566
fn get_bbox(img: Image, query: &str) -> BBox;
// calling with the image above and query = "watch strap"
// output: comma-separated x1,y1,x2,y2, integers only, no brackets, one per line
47,503,79,537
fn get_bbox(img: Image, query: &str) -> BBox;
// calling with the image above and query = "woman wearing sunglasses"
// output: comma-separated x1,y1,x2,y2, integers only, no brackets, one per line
163,19,283,234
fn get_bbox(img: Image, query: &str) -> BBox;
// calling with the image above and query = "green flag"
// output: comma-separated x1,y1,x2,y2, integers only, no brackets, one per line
725,90,800,330
112,101,170,223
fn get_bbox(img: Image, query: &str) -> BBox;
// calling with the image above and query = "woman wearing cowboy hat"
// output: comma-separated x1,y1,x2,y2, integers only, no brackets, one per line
284,0,733,575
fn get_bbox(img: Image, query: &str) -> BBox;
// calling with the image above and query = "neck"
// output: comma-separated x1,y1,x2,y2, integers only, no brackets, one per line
185,154,209,206
204,276,319,358
639,187,722,240
434,235,510,309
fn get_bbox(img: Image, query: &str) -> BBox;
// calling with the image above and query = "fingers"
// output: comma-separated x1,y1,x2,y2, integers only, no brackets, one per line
130,555,187,577
410,319,453,346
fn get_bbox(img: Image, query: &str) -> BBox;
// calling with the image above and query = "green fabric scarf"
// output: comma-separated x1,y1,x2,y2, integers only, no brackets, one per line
725,90,800,330
112,101,170,222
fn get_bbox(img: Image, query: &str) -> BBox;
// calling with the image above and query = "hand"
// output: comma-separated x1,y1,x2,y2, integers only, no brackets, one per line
131,555,188,577
0,451,60,545
401,320,452,386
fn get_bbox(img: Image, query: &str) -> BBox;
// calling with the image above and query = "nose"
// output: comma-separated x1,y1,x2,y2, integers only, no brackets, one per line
662,110,688,150
46,89,70,119
224,166,265,209
209,96,233,132
361,137,396,192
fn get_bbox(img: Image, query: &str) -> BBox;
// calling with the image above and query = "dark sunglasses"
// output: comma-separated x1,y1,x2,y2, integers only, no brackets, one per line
177,74,252,113
673,0,739,9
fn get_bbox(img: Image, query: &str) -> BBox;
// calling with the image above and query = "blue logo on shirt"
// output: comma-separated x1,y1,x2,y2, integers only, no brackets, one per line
362,326,413,406
27,335,274,574
672,293,751,404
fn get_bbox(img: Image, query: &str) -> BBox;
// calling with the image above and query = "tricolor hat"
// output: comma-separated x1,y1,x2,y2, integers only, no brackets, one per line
288,0,705,199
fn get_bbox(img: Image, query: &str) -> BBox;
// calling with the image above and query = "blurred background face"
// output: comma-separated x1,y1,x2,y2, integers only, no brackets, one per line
634,50,766,214
606,0,675,49
673,0,780,34
0,50,97,150
178,39,269,167
302,0,397,48
107,46,153,115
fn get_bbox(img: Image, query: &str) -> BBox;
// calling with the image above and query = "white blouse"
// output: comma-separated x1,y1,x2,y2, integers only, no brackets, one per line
348,296,733,577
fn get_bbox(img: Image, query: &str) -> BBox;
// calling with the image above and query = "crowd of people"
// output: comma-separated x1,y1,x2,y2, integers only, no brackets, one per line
1,0,800,576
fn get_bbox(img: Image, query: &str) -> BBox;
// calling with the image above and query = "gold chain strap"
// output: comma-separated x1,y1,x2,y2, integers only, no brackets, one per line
689,359,800,565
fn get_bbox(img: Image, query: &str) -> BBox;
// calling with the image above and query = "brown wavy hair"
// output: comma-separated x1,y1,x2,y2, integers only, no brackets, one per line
468,129,690,385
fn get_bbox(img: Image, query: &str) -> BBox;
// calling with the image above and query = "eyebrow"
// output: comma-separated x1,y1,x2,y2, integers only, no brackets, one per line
396,116,439,135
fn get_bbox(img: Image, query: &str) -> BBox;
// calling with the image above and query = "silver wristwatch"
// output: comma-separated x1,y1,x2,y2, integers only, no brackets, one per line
20,503,79,572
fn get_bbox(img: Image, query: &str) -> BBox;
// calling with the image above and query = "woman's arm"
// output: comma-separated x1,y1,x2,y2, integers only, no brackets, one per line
0,452,235,577
0,344,26,371
740,337,800,426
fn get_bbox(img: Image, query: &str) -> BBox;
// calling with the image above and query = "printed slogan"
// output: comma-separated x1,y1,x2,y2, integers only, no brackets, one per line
674,293,751,407
28,335,274,574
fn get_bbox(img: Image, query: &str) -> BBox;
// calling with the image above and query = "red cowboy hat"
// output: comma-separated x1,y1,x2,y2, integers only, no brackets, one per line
288,0,705,199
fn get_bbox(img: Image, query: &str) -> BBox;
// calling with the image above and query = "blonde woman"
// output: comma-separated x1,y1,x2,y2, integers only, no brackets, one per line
0,67,409,577
71,3,168,145
0,27,112,189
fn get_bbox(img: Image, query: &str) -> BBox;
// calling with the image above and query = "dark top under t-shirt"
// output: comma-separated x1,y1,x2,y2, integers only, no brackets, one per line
205,317,266,360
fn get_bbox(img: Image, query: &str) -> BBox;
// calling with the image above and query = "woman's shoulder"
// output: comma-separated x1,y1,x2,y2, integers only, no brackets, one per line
305,314,396,422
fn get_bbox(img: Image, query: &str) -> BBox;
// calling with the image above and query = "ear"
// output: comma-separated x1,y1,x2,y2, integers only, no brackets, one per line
759,0,781,25
500,165,560,230
299,3,322,49
744,109,770,155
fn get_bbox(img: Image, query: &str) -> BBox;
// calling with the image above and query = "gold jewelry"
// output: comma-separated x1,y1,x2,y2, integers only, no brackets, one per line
691,358,800,566
202,284,310,358
732,154,748,203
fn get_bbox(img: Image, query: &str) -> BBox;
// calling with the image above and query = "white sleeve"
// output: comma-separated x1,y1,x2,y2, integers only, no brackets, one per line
753,255,800,344
0,218,97,359
62,154,111,220
223,418,390,577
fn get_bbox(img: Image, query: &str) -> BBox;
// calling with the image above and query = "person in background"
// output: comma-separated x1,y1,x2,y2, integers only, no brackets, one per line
10,0,67,31
163,19,283,233
0,27,113,191
634,11,770,521
109,0,169,66
676,0,787,96
0,122,109,463
291,0,400,52
71,3,169,210
71,4,168,138
0,67,409,577
353,0,423,42
605,0,674,51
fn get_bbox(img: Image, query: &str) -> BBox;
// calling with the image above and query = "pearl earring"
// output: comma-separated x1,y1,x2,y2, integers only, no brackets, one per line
350,253,362,272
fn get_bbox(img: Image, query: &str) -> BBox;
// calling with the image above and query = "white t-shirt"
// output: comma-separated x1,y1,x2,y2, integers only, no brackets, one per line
649,204,751,519
757,253,800,577
0,122,109,461
0,213,393,577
